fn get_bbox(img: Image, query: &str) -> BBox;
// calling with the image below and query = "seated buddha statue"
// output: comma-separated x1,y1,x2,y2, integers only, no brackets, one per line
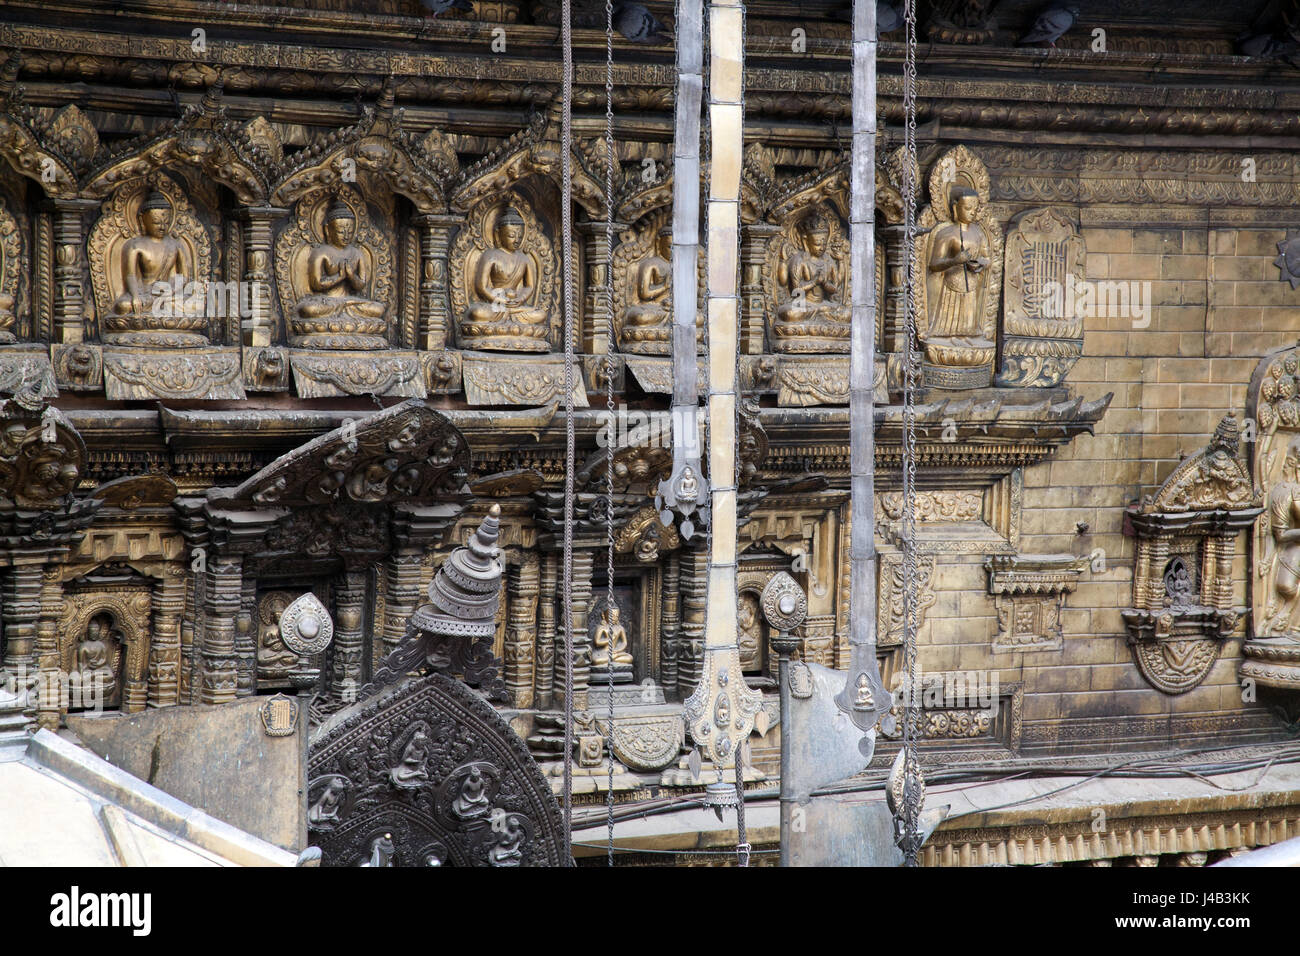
291,199,388,349
105,190,208,345
592,605,634,672
464,207,548,336
773,212,850,351
624,226,672,332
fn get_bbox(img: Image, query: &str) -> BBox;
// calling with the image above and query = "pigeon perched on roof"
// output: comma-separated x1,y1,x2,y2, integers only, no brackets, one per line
420,0,473,16
614,2,672,44
1018,5,1080,47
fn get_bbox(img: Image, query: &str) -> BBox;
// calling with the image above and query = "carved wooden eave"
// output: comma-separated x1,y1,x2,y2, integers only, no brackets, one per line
82,84,273,204
270,78,453,213
767,160,849,223
0,55,81,197
211,400,471,509
615,165,674,224
449,97,605,216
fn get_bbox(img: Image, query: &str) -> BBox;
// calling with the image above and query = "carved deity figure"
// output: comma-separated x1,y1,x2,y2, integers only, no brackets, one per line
775,212,849,328
0,288,13,343
76,614,121,704
624,226,672,330
925,186,992,346
359,833,395,867
258,619,298,674
309,776,347,825
489,815,525,866
108,191,205,337
453,767,491,819
592,605,633,669
1263,436,1300,636
291,199,387,347
390,728,431,787
466,207,547,328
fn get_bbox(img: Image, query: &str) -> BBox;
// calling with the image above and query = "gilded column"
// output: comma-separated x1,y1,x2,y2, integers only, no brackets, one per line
415,214,458,351
331,572,367,701
535,552,558,709
554,548,593,711
505,555,539,708
880,223,906,355
2,562,43,684
1144,538,1171,612
579,220,621,354
236,206,287,346
741,222,778,354
50,199,95,344
201,556,242,705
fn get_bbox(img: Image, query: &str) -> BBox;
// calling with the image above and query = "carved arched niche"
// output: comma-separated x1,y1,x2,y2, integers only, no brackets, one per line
274,186,395,350
58,589,151,713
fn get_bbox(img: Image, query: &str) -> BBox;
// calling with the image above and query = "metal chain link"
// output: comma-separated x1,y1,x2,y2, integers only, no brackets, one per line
560,0,577,862
603,0,618,870
899,0,923,867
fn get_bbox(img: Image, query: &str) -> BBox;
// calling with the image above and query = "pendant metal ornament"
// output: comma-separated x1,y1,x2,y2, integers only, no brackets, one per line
259,693,300,737
279,592,334,656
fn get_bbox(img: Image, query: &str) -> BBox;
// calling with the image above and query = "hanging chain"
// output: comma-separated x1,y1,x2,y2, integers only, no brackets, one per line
603,0,618,869
898,0,923,867
560,0,577,860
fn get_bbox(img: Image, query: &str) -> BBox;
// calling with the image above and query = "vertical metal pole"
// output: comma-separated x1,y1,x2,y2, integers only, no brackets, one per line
776,641,793,867
836,0,891,734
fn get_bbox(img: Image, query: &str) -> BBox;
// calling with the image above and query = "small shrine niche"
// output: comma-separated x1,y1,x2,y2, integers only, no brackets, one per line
1122,414,1262,694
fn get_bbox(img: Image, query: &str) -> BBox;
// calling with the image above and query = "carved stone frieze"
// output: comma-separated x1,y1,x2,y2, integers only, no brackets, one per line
877,550,937,648
288,350,425,399
774,356,885,407
461,354,587,407
594,712,684,772
103,347,245,401
624,355,708,396
0,347,57,400
997,207,1086,388
881,491,983,524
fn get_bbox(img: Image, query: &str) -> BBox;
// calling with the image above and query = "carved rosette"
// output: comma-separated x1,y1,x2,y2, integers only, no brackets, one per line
1123,414,1262,694
450,196,557,352
997,207,1086,388
913,146,1003,389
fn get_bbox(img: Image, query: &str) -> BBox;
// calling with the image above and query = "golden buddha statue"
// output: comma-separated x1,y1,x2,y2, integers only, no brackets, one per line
624,226,672,331
291,198,388,349
772,211,851,353
592,605,633,670
466,206,548,330
104,190,208,346
922,185,994,363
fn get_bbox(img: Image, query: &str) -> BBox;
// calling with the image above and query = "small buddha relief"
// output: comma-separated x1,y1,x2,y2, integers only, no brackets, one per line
913,146,1004,388
767,206,851,353
611,210,702,355
73,612,124,710
256,591,299,681
450,196,558,353
88,177,214,348
275,189,393,350
589,597,634,683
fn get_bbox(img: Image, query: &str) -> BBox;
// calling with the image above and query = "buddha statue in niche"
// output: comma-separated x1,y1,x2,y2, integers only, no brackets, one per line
105,190,207,345
771,210,851,353
624,226,672,331
592,604,633,671
922,185,994,359
465,206,548,331
291,198,388,349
